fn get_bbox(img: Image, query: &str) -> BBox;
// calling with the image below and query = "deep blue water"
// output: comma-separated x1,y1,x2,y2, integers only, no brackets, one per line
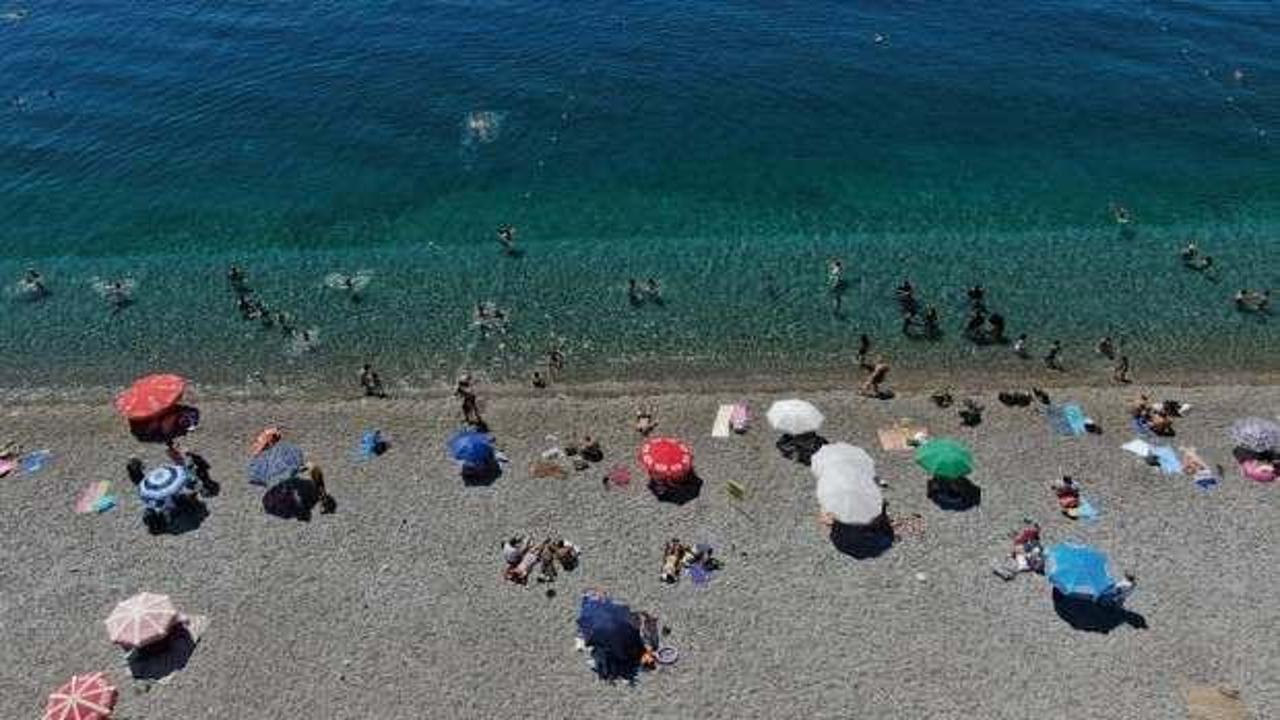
1,1,1277,388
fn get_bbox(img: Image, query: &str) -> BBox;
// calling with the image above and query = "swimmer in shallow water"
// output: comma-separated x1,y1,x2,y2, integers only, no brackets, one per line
827,259,846,311
90,277,136,314
323,270,372,302
1110,203,1132,225
497,225,518,256
11,268,48,301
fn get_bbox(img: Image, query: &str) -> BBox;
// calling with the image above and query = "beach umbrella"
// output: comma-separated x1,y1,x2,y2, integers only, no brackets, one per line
1229,417,1280,454
811,444,882,525
104,592,178,649
576,594,645,681
138,465,190,506
1045,543,1115,601
914,438,973,479
43,672,117,720
638,436,693,482
247,442,304,487
447,430,494,466
766,399,824,435
114,374,186,421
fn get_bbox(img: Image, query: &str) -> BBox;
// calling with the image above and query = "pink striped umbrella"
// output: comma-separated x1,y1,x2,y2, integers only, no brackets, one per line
43,672,117,720
104,592,177,649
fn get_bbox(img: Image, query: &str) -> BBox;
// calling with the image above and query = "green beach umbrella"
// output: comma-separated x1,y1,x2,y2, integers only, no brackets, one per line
914,438,973,479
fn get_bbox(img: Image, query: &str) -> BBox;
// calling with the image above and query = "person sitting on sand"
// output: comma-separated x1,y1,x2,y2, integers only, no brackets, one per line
635,408,658,435
993,520,1044,580
502,536,529,566
580,435,603,463
531,370,547,389
958,399,983,427
860,360,891,398
661,538,689,583
1051,476,1082,518
506,540,543,584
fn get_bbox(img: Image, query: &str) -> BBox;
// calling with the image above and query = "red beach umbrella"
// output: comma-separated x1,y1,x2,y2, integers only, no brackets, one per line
104,592,178,649
43,672,117,720
638,437,694,482
114,374,186,421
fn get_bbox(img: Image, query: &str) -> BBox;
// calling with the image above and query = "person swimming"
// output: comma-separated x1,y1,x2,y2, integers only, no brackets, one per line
323,270,372,302
227,265,249,294
627,278,642,305
497,225,518,256
644,277,662,303
1110,203,1132,225
90,277,136,314
11,268,48,301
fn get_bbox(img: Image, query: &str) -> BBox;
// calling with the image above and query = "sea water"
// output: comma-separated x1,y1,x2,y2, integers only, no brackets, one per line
1,1,1277,389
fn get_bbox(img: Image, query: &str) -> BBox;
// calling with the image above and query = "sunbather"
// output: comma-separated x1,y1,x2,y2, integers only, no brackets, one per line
993,520,1044,580
635,408,658,435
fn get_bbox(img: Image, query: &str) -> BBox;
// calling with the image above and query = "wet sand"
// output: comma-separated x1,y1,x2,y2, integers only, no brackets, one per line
1,382,1277,719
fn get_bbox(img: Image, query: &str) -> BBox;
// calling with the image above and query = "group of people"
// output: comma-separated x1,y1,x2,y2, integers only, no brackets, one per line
894,280,941,339
13,268,138,314
502,536,580,584
226,265,318,353
659,539,720,584
1130,394,1179,436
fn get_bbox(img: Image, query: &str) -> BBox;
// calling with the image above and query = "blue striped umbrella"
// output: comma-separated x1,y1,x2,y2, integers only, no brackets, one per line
247,442,305,487
139,465,190,504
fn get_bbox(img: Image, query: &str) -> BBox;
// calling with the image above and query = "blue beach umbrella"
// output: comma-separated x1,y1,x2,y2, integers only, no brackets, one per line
139,465,191,505
447,430,494,466
576,594,645,681
1045,542,1115,601
248,442,305,487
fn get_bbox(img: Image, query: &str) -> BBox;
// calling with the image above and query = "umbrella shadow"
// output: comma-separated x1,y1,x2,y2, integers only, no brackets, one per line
157,497,209,535
648,474,703,505
461,459,502,487
926,476,982,511
776,432,829,466
128,625,197,681
262,478,326,521
829,518,894,559
1051,589,1148,633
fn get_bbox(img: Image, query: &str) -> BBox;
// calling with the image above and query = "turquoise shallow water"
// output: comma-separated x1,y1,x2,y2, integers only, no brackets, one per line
1,1,1277,388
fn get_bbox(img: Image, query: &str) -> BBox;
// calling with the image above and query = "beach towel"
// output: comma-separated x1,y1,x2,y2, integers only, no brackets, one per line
1121,439,1152,457
1150,446,1182,475
1185,685,1248,720
1075,497,1099,521
74,481,113,514
0,457,14,478
19,449,51,475
1047,404,1087,436
729,402,750,433
878,423,927,451
605,465,631,488
711,405,733,438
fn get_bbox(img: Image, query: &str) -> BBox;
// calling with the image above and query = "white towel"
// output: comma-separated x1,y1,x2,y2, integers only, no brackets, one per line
711,405,733,438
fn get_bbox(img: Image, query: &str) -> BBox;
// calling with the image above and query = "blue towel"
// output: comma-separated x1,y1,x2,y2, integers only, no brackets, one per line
1151,446,1182,475
1062,404,1087,435
20,450,51,474
1076,497,1099,520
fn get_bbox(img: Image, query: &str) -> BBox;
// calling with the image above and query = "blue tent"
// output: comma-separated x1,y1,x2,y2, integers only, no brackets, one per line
447,430,494,466
1046,542,1115,600
248,442,305,487
139,464,192,510
576,594,645,681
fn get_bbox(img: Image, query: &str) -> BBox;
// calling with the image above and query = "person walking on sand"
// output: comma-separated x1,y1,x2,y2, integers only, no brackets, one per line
1043,340,1063,370
359,363,386,398
456,373,483,426
860,359,891,398
1113,355,1131,383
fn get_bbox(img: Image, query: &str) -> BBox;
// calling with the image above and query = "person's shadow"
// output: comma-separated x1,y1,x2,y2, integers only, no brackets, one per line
262,478,335,520
1051,589,1148,633
648,474,703,505
927,476,982,511
829,519,894,559
776,432,829,465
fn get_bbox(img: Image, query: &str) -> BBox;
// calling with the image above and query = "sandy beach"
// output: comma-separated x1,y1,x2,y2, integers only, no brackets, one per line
3,382,1277,719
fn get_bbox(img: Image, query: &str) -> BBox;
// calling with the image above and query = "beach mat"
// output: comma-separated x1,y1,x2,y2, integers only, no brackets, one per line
74,481,114,514
878,423,926,451
711,405,733,438
1185,685,1247,720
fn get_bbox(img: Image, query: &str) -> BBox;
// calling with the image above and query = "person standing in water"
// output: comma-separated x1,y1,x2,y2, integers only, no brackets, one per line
359,363,387,398
1096,336,1116,360
1113,355,1131,384
1043,340,1063,371
497,225,518,256
856,334,872,371
1013,333,1029,359
827,259,846,312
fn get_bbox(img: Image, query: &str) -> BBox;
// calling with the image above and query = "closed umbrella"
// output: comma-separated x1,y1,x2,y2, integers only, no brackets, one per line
447,430,494,466
766,399,824,435
1229,417,1280,454
138,465,191,509
114,374,186,421
638,437,693,482
104,592,178,649
43,672,117,720
811,444,882,525
247,442,304,487
915,438,973,479
1045,543,1114,601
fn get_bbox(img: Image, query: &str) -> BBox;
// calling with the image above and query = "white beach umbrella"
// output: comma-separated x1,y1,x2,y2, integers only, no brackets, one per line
766,399,825,435
812,443,882,525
